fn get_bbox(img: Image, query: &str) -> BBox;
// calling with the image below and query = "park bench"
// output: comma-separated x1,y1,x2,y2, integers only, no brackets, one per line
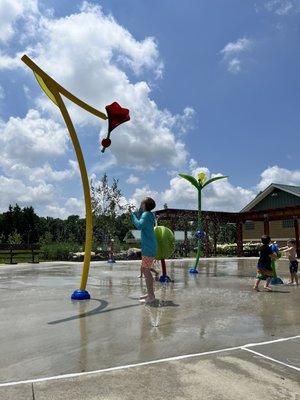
0,244,42,264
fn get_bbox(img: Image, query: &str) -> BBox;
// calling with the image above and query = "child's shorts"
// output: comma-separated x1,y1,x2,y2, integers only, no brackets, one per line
289,260,298,274
256,262,273,280
141,256,155,268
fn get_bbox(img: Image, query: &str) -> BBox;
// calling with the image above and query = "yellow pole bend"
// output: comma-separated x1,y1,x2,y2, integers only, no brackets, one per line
55,92,93,291
21,55,107,121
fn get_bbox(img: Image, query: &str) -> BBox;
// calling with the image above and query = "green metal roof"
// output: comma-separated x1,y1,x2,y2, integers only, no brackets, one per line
241,183,300,212
272,184,300,197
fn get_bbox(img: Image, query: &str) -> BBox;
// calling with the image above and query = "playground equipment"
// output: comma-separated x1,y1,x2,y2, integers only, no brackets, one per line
21,55,130,300
179,172,227,273
270,242,284,285
154,225,175,282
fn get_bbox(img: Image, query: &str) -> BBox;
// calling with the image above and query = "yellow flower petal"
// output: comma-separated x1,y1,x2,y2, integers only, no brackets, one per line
198,172,206,184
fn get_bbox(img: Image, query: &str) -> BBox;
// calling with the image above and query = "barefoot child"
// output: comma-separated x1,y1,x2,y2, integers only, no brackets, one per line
279,239,298,285
253,235,277,291
131,197,157,303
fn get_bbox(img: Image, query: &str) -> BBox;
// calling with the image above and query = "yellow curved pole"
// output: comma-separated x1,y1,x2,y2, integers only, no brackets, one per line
54,92,93,291
21,55,108,299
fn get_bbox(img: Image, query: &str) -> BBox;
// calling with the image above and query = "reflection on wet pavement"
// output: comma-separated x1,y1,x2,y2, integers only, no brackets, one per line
0,258,299,383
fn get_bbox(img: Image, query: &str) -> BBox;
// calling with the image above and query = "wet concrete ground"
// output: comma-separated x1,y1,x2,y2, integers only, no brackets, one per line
0,258,299,399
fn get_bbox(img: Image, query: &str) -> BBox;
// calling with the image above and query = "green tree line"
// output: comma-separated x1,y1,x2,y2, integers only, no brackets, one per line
0,174,134,249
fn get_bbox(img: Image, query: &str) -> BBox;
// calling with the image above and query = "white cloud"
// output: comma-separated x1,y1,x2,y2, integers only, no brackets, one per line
161,164,254,212
45,197,84,218
91,155,117,174
129,186,159,209
227,58,241,74
0,172,84,217
0,109,81,216
130,161,255,212
2,3,190,170
256,165,300,191
0,109,68,168
265,0,299,15
0,51,21,69
0,0,39,43
126,174,140,185
0,85,5,99
0,175,55,211
174,107,196,135
220,38,253,74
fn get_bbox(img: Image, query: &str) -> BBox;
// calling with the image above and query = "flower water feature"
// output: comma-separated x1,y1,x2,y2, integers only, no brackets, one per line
179,172,227,273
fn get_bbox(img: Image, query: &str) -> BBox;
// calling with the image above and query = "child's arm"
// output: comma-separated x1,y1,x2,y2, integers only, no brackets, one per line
131,212,148,230
279,246,288,251
280,246,293,253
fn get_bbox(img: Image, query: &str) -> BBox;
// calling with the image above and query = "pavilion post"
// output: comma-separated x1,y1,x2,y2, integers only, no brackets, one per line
294,218,300,258
263,215,270,236
204,215,210,257
184,226,188,241
236,221,243,257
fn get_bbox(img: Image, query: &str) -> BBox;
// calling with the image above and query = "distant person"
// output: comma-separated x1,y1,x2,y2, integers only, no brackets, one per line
253,235,277,292
279,239,298,285
131,197,157,304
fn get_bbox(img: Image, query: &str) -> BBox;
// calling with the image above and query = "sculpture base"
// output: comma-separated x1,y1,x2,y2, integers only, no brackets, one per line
189,268,199,274
71,289,91,300
159,275,173,283
271,277,284,285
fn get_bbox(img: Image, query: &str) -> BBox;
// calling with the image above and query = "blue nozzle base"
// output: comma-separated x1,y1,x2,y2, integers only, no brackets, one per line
159,275,173,283
271,277,284,285
71,289,91,300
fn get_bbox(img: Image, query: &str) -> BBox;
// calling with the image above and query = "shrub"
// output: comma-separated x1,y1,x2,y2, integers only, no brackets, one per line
40,242,80,261
216,242,261,257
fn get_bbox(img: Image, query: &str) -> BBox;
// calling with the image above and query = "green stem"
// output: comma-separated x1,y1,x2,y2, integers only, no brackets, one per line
271,260,277,278
195,189,202,269
198,189,202,230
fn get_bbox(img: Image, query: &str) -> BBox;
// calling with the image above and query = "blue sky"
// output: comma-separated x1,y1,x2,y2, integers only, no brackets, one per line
0,0,300,217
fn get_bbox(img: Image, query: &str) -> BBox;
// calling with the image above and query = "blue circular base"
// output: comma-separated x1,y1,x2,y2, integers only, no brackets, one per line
71,289,91,300
107,259,116,263
271,277,284,285
189,268,199,274
159,275,173,283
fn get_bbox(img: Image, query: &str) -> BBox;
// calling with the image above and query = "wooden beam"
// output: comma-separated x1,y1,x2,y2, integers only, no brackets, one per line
236,221,243,257
264,215,270,236
204,215,210,257
294,218,300,258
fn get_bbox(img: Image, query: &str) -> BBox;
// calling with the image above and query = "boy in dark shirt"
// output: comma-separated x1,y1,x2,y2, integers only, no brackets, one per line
253,235,277,291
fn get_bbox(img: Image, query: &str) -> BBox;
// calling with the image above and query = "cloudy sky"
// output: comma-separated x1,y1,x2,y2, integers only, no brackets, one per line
0,0,300,217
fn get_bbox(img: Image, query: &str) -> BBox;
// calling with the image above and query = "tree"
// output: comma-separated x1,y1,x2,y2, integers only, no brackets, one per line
8,231,22,245
91,173,131,247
